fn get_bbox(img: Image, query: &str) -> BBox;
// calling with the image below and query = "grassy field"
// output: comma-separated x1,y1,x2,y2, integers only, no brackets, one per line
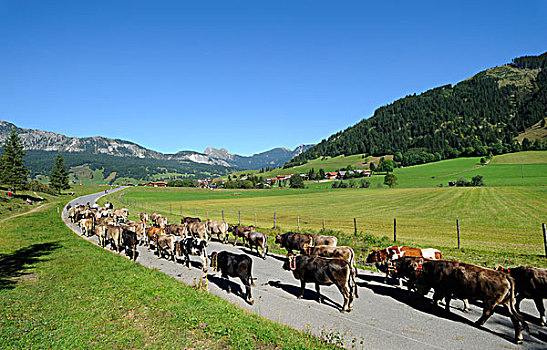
0,194,336,349
104,151,547,269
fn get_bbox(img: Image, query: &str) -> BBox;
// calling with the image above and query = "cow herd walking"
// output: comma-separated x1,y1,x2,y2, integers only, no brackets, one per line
68,202,546,345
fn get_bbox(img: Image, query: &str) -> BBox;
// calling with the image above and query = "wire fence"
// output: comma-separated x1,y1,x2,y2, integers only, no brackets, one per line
117,193,547,256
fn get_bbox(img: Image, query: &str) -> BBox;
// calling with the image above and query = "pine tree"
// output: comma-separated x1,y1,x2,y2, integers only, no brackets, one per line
50,153,70,192
0,128,29,192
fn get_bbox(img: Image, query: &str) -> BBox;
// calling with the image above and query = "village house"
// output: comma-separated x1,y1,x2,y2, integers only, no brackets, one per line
147,181,168,187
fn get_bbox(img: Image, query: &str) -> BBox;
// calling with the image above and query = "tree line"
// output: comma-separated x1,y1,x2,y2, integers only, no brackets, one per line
287,52,547,168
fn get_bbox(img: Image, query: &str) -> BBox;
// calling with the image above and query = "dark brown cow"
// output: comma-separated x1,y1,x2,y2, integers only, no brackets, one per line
282,254,356,313
181,216,201,224
275,232,313,254
496,266,547,326
122,229,138,261
302,245,358,297
413,259,529,343
228,225,254,246
311,234,338,247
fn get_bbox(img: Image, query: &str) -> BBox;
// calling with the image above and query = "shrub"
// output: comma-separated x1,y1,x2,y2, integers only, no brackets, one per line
456,177,469,187
359,179,371,188
471,175,485,186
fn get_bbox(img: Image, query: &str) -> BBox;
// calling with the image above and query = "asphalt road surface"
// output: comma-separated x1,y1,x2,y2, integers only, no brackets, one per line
63,188,547,349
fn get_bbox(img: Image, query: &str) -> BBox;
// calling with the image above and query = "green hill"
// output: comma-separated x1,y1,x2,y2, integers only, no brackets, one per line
288,52,547,168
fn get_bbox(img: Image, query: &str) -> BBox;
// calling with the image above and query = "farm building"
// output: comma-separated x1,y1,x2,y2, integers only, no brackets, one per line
147,181,168,187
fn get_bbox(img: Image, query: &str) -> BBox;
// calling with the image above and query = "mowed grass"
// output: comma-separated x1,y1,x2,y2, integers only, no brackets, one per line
0,199,335,349
109,184,547,268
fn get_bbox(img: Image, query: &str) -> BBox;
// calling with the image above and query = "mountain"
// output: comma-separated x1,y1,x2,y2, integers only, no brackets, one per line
0,120,312,183
287,52,547,168
203,144,313,170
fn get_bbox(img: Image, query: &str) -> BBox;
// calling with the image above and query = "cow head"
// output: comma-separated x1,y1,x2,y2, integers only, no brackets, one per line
227,225,234,232
366,249,381,264
275,233,283,245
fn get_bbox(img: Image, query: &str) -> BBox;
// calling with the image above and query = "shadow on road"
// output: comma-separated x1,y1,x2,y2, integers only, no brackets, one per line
0,242,61,290
358,278,528,344
266,280,343,311
207,274,248,301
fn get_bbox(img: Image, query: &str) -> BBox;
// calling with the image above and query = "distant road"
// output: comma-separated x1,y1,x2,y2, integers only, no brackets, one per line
63,188,546,350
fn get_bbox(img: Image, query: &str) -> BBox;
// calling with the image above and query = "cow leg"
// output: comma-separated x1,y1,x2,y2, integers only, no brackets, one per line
233,236,238,246
185,253,191,269
504,303,525,344
444,294,452,312
315,283,322,304
515,293,524,313
298,280,306,299
462,298,470,312
241,277,254,305
223,275,231,294
475,305,495,326
533,297,546,326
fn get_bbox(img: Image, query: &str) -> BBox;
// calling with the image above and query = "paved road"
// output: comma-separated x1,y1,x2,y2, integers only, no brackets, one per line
64,189,547,349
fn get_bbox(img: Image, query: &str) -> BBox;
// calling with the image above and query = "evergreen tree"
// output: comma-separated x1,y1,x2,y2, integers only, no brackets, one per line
50,154,71,192
0,128,29,192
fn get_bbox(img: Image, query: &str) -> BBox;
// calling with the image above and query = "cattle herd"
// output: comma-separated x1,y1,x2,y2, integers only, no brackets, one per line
67,202,546,344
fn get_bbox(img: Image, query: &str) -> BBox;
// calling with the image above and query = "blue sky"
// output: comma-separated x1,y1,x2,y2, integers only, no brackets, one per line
1,1,546,156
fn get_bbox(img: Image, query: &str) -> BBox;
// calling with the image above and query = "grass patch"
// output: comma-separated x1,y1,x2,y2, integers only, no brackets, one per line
0,197,336,349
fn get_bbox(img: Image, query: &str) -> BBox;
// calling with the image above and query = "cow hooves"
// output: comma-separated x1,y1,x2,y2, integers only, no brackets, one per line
516,338,523,345
297,295,303,300
339,309,346,313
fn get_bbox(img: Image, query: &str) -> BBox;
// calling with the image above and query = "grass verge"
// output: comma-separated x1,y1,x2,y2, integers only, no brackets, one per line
0,198,337,349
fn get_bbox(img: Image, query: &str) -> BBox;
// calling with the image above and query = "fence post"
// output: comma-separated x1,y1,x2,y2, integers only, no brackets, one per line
322,218,325,231
170,204,172,214
394,218,397,242
543,223,547,258
457,219,461,249
207,211,209,220
255,213,257,227
353,218,357,235
274,212,277,228
180,205,182,216
195,208,197,217
297,215,300,230
222,210,224,222
239,211,241,225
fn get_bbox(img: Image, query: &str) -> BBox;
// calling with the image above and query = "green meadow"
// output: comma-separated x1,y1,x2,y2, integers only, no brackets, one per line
106,151,547,268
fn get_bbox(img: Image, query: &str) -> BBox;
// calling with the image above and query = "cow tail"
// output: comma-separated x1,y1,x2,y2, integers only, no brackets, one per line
249,259,256,286
350,249,359,298
507,275,529,334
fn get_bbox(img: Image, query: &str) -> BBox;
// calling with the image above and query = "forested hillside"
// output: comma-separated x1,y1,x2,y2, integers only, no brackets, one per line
287,52,547,167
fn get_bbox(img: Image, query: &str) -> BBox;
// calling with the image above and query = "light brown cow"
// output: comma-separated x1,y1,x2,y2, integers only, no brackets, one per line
185,222,209,241
207,221,229,243
140,212,149,223
104,224,124,252
311,234,338,247
78,218,95,237
156,234,178,261
157,216,168,228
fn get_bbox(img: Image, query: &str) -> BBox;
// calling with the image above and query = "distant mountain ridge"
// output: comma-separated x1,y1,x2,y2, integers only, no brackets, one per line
0,120,313,179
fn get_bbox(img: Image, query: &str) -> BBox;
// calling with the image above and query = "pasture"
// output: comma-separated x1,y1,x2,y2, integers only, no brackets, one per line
106,184,547,268
0,193,334,349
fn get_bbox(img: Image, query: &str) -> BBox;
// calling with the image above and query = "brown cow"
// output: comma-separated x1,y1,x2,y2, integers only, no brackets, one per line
185,222,209,241
181,216,201,224
366,245,442,283
246,231,269,259
165,224,185,236
413,259,529,343
150,212,162,226
496,266,547,326
124,221,147,245
145,226,165,248
228,225,254,246
302,245,358,297
78,218,95,237
275,232,313,255
282,254,356,313
311,234,338,247
95,224,108,248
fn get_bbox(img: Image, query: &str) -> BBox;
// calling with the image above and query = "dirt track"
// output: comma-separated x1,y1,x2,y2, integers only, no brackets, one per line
63,188,547,349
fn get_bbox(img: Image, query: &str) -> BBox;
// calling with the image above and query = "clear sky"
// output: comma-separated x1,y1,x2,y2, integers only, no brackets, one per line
1,1,546,156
